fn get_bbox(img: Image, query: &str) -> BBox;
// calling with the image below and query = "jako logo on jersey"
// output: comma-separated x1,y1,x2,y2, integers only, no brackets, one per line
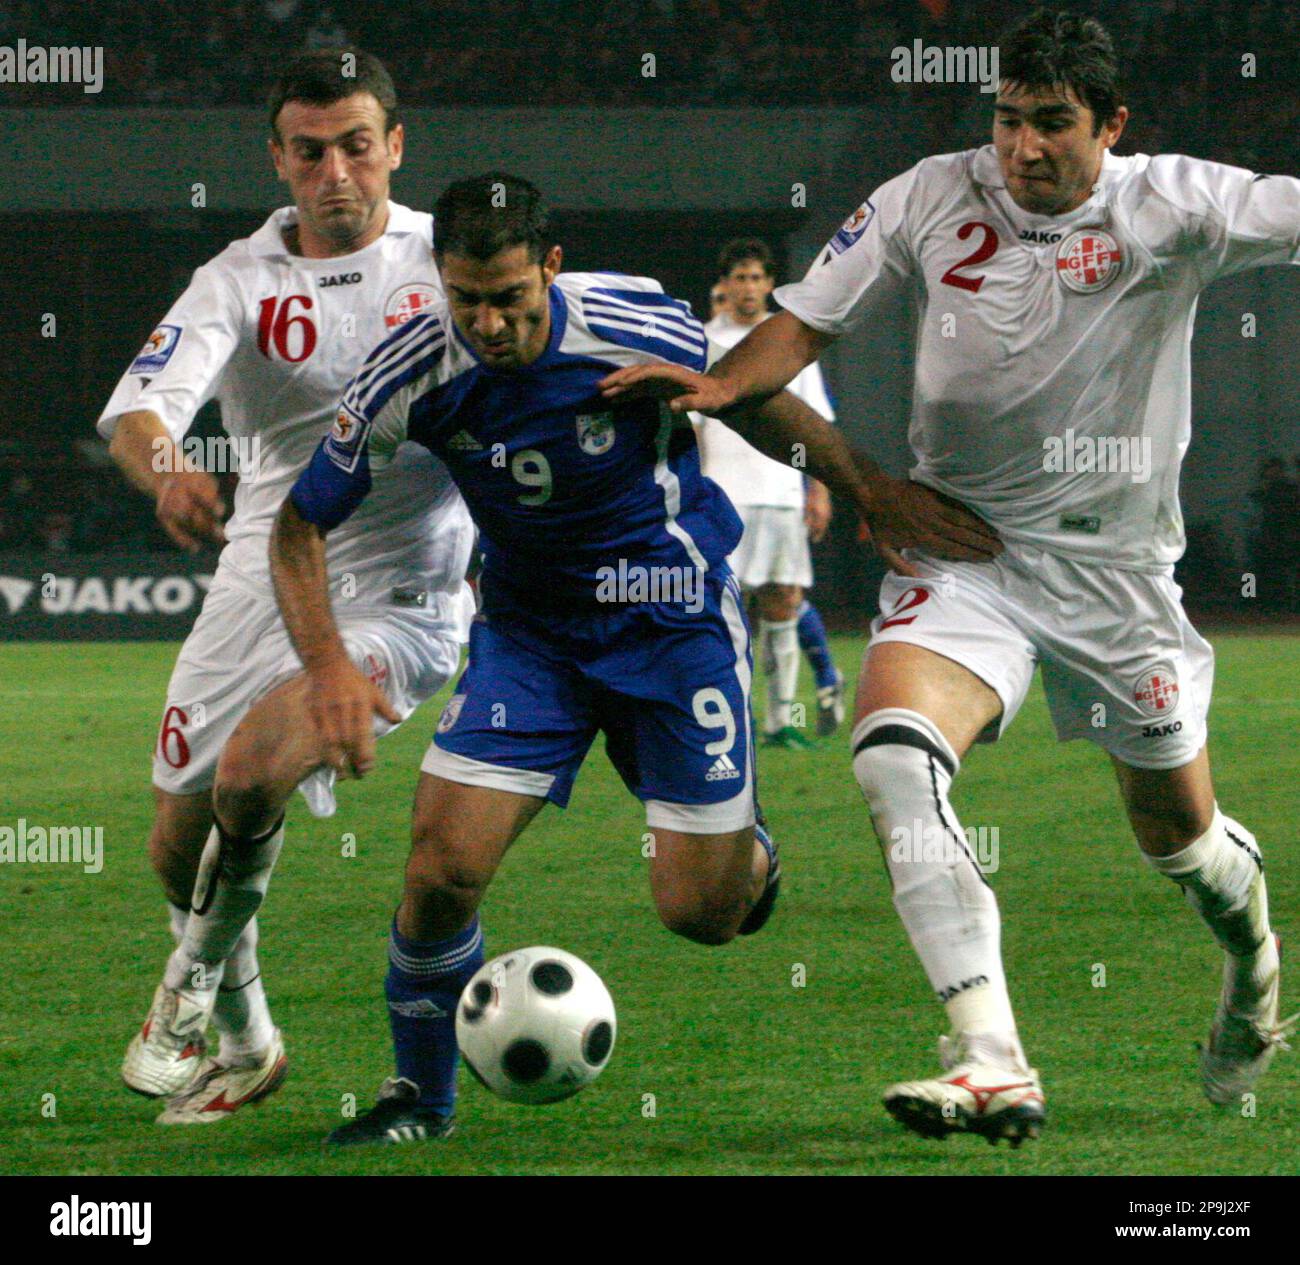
324,406,370,473
1133,666,1179,718
576,412,616,455
130,324,182,375
385,282,439,328
319,272,362,287
830,201,876,255
1142,720,1183,738
1019,228,1062,244
1056,229,1123,292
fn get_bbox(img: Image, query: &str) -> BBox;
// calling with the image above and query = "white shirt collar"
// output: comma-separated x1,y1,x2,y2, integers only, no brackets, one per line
248,199,425,258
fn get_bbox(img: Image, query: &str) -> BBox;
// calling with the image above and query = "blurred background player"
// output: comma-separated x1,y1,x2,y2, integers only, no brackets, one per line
100,49,474,1125
709,280,729,320
272,173,915,1144
694,238,846,746
604,9,1299,1147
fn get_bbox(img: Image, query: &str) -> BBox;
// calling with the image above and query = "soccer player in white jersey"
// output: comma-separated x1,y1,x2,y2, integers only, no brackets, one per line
694,238,846,745
604,9,1298,1144
98,50,474,1125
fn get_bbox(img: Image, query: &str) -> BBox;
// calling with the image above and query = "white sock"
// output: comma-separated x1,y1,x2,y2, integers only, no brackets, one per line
168,902,188,945
214,918,275,1061
1143,806,1275,1009
853,707,1027,1072
165,820,284,998
760,616,800,733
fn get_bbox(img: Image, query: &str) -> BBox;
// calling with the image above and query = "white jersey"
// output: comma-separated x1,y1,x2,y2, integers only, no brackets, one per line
694,312,836,509
98,201,474,606
775,147,1300,570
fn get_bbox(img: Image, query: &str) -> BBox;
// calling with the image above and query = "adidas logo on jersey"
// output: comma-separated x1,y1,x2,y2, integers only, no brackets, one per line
706,753,742,782
447,430,483,452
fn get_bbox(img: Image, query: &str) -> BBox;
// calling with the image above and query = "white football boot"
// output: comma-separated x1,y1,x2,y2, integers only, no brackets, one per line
121,982,213,1098
156,1030,288,1125
883,1034,1046,1146
1200,934,1298,1106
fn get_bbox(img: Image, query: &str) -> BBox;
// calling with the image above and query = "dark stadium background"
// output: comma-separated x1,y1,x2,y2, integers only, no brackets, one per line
2,0,1298,637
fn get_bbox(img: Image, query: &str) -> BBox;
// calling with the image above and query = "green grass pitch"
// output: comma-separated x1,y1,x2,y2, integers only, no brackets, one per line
1,634,1297,1176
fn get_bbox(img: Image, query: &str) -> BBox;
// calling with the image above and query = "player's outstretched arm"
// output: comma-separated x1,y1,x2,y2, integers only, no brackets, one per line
600,311,832,417
107,409,226,551
734,390,1002,569
269,497,399,777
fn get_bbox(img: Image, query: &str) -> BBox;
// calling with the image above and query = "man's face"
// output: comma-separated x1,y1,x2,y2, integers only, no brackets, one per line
722,259,774,320
709,283,729,319
440,243,562,370
270,92,401,248
993,82,1127,215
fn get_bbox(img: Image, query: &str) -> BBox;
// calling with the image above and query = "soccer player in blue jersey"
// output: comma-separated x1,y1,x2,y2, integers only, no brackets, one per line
266,173,1001,1144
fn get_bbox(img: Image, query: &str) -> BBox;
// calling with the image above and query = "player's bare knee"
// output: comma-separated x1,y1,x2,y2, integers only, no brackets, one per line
213,742,280,837
404,846,488,925
758,584,801,623
148,831,199,907
654,887,743,945
1129,805,1215,855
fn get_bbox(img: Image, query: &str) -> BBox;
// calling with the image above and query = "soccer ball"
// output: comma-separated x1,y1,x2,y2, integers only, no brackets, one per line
455,946,616,1105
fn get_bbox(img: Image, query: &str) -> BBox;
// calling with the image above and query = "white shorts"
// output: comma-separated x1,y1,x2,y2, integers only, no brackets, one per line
728,504,813,589
868,542,1215,770
152,573,468,815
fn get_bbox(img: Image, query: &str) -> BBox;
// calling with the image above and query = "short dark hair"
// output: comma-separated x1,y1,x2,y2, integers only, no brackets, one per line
268,48,399,139
997,9,1124,136
718,237,775,279
433,172,552,265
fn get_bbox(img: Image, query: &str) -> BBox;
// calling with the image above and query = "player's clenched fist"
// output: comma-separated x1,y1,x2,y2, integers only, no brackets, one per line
306,654,400,779
155,469,227,552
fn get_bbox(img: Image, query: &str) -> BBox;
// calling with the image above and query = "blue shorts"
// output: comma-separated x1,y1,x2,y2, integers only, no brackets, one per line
422,571,757,833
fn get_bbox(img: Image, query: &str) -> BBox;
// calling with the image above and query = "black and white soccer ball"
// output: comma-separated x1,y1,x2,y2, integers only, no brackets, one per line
455,946,617,1105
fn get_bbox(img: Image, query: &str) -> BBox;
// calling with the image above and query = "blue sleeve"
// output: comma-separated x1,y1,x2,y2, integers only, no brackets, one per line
289,313,448,531
289,418,372,531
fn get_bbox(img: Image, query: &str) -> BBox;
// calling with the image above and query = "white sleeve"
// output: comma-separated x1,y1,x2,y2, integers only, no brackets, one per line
1148,154,1300,283
773,165,919,337
786,360,835,423
96,261,243,442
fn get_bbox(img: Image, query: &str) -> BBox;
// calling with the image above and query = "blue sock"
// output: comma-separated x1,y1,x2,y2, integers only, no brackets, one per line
796,600,838,689
385,916,484,1113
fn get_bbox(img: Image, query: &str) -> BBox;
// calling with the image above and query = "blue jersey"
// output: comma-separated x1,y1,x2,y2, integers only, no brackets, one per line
291,271,742,611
